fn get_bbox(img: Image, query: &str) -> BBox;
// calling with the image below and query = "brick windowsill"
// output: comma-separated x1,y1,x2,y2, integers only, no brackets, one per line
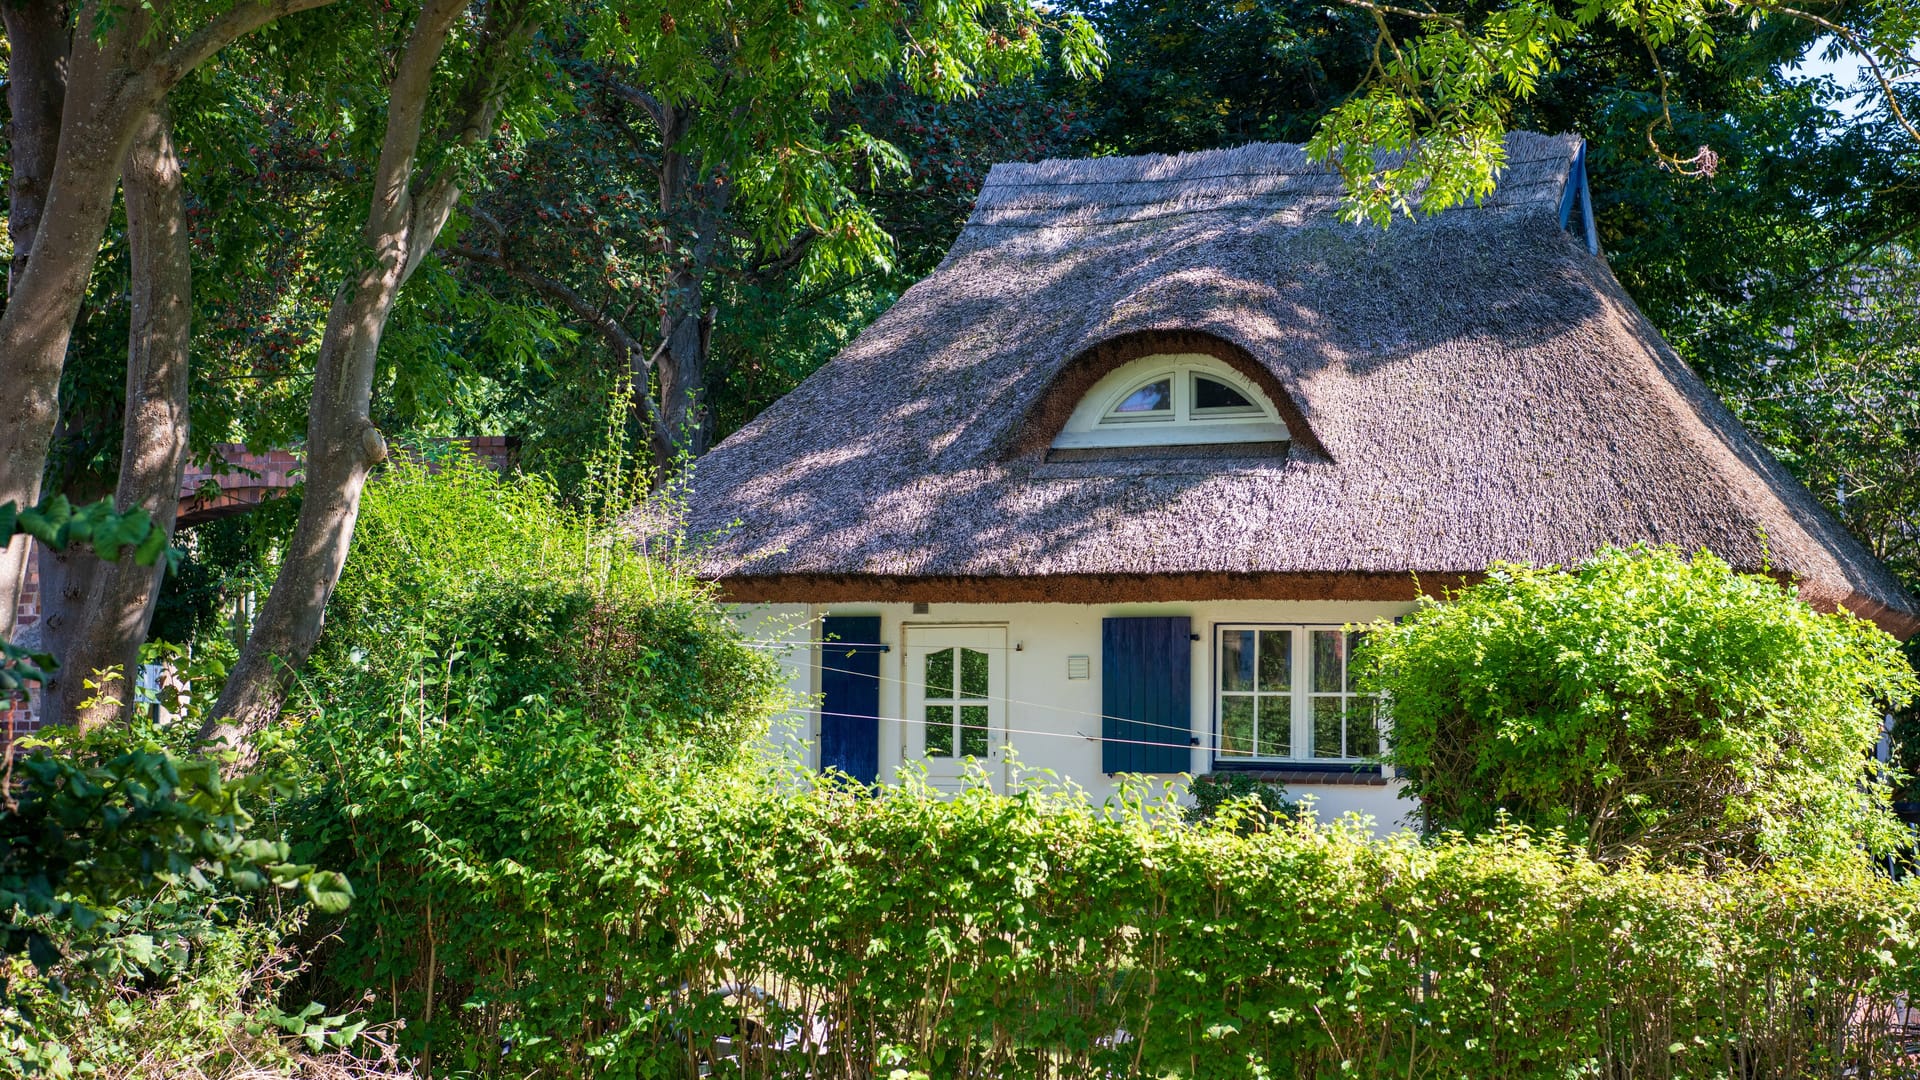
1208,765,1390,787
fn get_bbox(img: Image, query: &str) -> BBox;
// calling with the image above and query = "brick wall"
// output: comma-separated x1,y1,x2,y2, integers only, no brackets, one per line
4,555,42,737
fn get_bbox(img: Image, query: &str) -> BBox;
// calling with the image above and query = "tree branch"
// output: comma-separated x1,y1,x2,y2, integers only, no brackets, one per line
362,0,471,250
403,0,541,283
746,229,818,281
599,75,668,132
445,242,671,449
1764,3,1920,147
1336,0,1466,29
161,0,343,88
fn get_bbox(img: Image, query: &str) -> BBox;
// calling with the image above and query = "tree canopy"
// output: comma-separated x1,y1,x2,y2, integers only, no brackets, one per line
2,0,1915,759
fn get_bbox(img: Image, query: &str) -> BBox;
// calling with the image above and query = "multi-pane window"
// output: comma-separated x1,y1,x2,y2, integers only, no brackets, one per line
1215,626,1379,763
923,646,990,758
1052,354,1291,451
1218,628,1293,757
1308,629,1378,760
1190,374,1259,415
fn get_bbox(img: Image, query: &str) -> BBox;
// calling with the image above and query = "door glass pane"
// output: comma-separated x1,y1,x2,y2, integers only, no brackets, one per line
959,648,989,699
1256,695,1291,757
1312,630,1344,693
1220,696,1254,756
925,705,954,756
1221,630,1255,692
1113,379,1171,414
1257,630,1292,691
1349,698,1379,758
959,705,990,757
926,648,954,699
1312,697,1344,758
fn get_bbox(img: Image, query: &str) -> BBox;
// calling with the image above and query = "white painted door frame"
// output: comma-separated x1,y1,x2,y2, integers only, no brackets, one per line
902,623,1008,792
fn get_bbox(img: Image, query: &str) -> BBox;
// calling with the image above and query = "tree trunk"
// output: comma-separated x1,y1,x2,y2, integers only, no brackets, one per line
40,107,195,733
0,8,161,635
1,0,71,641
0,0,340,638
651,107,731,465
202,0,530,752
33,543,103,705
3,0,68,298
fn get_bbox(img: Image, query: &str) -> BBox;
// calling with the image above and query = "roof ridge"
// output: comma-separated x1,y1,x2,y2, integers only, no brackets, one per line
965,192,1567,232
969,132,1585,228
978,175,1567,210
673,128,1920,639
982,151,1584,192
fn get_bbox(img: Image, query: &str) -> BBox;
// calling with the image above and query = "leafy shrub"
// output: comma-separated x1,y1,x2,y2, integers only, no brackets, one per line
3,903,407,1079
1356,545,1917,867
307,452,783,765
1184,770,1295,830
1887,638,1920,801
289,469,1920,1077
0,721,354,1076
287,450,794,1070
302,762,1920,1079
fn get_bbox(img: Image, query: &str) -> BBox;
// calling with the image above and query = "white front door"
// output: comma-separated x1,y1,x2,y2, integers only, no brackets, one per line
904,625,1007,792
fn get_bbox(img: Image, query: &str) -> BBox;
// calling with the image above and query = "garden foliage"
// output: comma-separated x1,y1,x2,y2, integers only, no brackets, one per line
1184,769,1295,830
5,897,391,1079
286,468,1920,1077
1357,546,1917,867
0,720,354,1076
286,449,793,1067
302,757,1920,1079
1,491,182,703
304,450,787,764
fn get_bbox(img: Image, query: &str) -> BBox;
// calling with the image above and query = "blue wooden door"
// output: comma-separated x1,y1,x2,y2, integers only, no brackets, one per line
1102,616,1194,774
819,615,883,783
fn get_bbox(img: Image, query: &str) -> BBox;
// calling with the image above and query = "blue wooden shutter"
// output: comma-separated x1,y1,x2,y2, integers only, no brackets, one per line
819,616,883,783
1102,616,1193,774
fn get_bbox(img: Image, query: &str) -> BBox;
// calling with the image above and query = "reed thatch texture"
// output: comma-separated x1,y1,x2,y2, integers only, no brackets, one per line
665,132,1919,638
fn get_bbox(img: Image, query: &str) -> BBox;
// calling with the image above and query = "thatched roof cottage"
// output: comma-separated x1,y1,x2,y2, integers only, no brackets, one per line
677,132,1920,821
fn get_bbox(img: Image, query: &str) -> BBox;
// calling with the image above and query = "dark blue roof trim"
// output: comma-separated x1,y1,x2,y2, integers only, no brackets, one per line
1558,140,1600,255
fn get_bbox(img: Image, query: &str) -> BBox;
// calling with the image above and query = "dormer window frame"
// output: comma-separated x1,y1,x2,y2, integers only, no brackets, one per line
1103,377,1174,422
1054,353,1290,451
1190,372,1264,418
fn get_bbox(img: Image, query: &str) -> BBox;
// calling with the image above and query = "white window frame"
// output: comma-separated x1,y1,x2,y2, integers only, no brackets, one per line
1211,623,1380,765
1052,353,1290,450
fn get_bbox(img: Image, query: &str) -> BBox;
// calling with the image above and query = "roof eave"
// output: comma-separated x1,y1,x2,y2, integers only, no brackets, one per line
712,571,1920,640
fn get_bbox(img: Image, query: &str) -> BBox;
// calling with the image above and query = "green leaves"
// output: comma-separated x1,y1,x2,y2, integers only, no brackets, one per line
254,1000,369,1053
303,870,355,914
1,726,355,1045
303,742,1920,1077
1357,545,1917,867
0,643,59,702
1302,0,1920,223
0,492,183,711
310,452,792,768
1304,0,1580,226
1,493,180,570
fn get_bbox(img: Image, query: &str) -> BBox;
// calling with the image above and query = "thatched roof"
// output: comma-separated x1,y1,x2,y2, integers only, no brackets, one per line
668,133,1920,639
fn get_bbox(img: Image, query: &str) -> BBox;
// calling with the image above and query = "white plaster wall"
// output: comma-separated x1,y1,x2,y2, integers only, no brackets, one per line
730,602,817,764
731,599,1421,834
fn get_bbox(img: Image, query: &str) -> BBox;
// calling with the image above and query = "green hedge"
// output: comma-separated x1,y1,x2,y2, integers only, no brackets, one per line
1358,546,1916,867
300,468,1920,1077
310,762,1920,1079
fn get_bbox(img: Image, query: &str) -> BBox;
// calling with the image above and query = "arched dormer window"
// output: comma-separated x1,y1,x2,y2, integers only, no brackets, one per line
1051,353,1290,451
